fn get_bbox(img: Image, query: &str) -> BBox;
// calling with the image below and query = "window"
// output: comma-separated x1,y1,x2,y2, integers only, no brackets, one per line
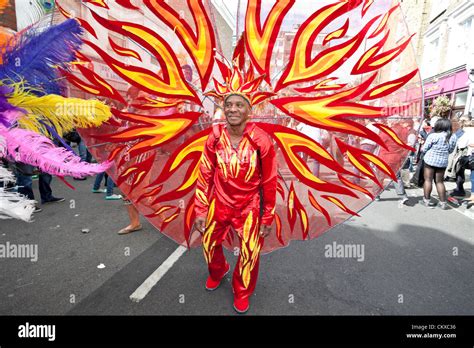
449,16,474,67
454,91,468,107
422,34,440,78
459,17,473,57
461,16,473,34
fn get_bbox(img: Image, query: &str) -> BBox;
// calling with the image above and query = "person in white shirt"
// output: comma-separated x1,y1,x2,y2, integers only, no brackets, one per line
297,123,324,177
453,121,474,202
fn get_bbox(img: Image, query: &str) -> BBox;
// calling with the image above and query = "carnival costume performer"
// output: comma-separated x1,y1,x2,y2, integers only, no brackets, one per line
193,90,277,313
53,0,423,313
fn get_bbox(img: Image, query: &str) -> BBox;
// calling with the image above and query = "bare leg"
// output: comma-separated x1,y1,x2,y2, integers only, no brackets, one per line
127,204,141,228
423,166,435,199
435,169,447,202
118,203,142,234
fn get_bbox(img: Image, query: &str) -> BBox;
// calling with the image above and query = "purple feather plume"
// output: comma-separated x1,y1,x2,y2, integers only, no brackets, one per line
0,127,112,178
0,19,84,95
0,86,25,127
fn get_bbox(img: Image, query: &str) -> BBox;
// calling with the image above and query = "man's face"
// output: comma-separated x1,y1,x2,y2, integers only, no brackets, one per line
224,95,251,127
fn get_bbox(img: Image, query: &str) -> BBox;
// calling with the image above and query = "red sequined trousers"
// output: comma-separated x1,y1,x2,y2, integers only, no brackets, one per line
202,193,264,300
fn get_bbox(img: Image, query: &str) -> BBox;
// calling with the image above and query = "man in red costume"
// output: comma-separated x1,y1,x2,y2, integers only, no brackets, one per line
193,92,277,314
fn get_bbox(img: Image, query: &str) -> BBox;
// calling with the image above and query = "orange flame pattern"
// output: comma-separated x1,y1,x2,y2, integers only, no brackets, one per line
144,0,216,89
108,37,141,61
323,19,349,45
275,3,378,91
56,2,97,39
271,74,391,145
94,109,201,157
245,0,294,79
373,123,417,152
362,0,375,17
83,0,109,9
369,4,399,38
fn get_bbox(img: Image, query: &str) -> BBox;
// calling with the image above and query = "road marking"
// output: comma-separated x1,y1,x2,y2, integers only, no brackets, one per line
130,245,188,302
130,232,201,302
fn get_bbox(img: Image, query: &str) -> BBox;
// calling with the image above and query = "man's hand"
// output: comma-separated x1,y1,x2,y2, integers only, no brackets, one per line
259,224,272,238
193,217,206,235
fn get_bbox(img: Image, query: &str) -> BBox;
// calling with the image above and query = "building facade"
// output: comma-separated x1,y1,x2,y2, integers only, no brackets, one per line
401,0,474,119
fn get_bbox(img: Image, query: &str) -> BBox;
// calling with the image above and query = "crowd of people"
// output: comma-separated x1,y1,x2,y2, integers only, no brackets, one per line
398,114,474,209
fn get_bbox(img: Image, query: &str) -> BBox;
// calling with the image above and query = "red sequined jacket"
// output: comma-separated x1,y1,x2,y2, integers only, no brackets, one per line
194,122,277,225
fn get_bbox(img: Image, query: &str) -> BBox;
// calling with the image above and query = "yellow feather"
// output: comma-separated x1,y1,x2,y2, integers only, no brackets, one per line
5,82,111,136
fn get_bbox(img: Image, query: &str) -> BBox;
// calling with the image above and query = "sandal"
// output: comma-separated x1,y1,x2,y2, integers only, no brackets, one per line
117,224,143,235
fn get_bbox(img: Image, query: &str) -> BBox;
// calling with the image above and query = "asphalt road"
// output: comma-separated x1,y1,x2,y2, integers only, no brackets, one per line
0,175,473,315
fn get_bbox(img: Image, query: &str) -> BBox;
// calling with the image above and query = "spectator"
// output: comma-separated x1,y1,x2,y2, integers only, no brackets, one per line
297,122,323,177
451,119,474,199
14,163,64,213
77,133,92,163
360,119,380,154
377,117,409,205
116,86,143,233
420,119,457,209
418,119,431,142
117,198,142,235
92,172,121,200
447,116,470,188
63,129,92,181
404,119,417,172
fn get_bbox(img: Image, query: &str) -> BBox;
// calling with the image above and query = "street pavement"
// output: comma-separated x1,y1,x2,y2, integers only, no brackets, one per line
0,174,473,315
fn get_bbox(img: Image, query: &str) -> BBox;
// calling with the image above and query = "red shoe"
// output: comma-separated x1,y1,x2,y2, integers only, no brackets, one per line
205,263,230,291
233,296,249,314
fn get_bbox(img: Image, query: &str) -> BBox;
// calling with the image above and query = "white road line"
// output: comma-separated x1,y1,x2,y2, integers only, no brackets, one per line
130,232,201,302
130,245,188,302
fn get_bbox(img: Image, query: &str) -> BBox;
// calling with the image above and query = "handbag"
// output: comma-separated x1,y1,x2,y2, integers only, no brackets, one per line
467,154,474,170
459,154,474,171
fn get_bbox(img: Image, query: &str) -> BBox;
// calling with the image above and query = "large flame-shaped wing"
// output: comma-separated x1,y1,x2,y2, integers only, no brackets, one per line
58,0,422,253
